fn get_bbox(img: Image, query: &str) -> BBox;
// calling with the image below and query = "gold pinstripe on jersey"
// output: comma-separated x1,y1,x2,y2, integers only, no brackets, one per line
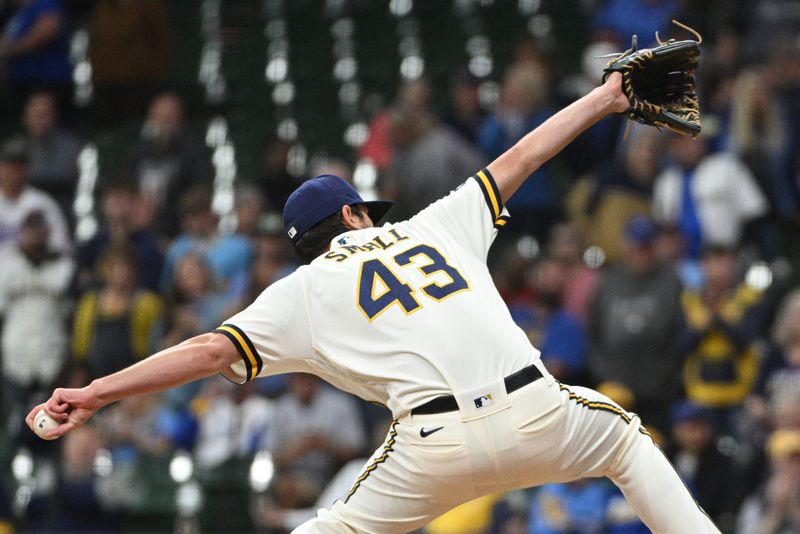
560,384,710,520
494,215,510,230
214,324,262,381
473,169,502,219
559,384,651,438
344,419,399,503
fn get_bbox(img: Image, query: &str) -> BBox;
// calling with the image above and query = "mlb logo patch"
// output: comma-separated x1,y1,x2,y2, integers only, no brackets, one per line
474,394,493,409
337,235,354,245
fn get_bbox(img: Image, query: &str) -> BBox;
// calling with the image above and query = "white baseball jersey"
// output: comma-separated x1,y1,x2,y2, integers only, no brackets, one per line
216,169,537,417
214,169,721,534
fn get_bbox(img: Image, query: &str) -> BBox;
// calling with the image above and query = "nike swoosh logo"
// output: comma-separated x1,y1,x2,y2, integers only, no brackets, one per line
419,426,444,438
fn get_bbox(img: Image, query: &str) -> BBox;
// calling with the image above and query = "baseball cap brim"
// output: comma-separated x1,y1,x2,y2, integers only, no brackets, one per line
359,200,393,225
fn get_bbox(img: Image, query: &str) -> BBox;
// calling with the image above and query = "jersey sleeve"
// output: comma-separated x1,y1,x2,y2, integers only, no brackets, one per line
212,273,313,383
408,168,510,260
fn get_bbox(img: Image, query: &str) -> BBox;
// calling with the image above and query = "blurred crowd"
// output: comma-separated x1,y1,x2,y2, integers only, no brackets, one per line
1,0,800,533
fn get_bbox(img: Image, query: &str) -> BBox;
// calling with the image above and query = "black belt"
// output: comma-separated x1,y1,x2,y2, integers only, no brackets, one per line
411,364,543,416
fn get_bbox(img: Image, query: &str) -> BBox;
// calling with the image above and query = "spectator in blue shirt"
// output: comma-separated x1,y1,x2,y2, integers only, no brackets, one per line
161,186,252,301
478,61,558,241
593,0,681,46
528,480,608,534
76,179,164,294
509,255,587,383
0,0,72,116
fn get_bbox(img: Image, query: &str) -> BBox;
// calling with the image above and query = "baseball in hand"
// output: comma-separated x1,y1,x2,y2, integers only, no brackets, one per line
33,409,59,440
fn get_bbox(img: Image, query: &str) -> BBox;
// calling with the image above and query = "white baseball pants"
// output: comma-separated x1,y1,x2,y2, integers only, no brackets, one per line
293,361,720,533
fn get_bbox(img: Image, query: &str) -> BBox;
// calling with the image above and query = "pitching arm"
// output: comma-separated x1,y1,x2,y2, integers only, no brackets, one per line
26,332,241,439
487,72,629,204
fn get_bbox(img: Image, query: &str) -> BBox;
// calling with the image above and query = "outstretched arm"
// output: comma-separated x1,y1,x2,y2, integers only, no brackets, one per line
26,332,241,439
487,72,629,204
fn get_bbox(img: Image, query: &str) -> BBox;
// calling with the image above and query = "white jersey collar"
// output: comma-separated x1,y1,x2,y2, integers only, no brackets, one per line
329,225,387,249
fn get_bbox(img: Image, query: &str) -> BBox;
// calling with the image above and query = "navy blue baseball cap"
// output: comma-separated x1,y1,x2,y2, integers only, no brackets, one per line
283,174,393,244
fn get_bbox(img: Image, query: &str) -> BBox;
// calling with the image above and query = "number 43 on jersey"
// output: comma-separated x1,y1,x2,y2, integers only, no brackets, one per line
357,244,469,321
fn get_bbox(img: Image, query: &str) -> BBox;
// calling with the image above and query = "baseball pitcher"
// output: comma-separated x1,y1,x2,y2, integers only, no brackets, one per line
27,70,719,532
